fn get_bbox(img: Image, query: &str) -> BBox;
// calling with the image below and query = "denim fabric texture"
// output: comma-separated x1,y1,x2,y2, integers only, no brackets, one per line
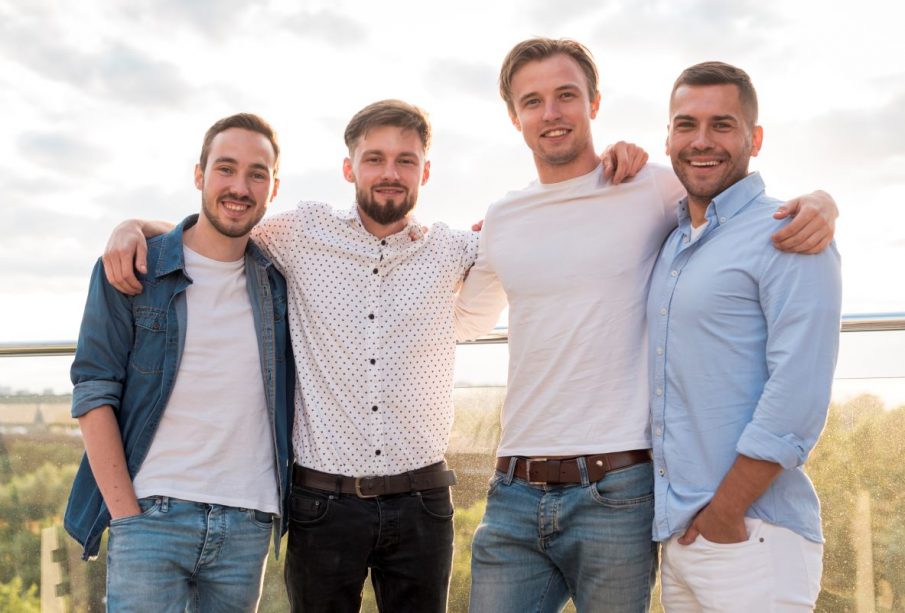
469,461,656,613
105,496,273,612
64,215,295,560
284,484,455,612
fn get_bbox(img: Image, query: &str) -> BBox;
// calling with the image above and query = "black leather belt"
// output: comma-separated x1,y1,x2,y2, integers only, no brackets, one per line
292,461,457,498
496,450,652,484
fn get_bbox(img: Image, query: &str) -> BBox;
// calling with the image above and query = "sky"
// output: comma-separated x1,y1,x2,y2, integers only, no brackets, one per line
2,0,904,394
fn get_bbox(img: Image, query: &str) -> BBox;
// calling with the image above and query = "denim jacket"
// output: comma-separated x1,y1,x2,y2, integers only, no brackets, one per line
64,215,295,560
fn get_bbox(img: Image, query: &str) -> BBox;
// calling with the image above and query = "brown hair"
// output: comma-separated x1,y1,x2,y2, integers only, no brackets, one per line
671,62,759,126
499,38,599,115
344,100,431,154
199,113,280,174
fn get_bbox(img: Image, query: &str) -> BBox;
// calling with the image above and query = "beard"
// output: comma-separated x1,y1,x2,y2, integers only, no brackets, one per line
355,183,417,226
201,191,265,238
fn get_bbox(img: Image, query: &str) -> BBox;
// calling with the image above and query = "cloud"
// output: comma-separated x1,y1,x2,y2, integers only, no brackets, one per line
424,59,498,98
120,0,253,37
281,9,368,46
17,132,109,175
0,12,191,108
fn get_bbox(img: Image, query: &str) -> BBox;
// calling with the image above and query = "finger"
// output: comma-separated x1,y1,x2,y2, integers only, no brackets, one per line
771,206,817,242
678,525,698,546
602,155,614,181
135,239,148,275
631,150,649,177
772,216,825,253
472,219,484,232
612,145,630,185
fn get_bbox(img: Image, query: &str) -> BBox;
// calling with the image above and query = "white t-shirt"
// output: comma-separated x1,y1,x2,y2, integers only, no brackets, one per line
456,164,684,457
133,245,279,514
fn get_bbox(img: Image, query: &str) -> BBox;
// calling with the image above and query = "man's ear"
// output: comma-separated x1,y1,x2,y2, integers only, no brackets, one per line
342,158,355,183
269,177,280,202
510,111,522,132
421,160,431,186
589,91,601,119
751,125,764,157
194,164,204,190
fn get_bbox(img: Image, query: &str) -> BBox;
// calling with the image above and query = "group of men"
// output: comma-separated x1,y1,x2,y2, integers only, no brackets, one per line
65,36,841,613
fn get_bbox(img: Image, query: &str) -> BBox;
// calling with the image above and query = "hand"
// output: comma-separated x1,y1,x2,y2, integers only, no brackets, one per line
472,219,484,232
601,141,648,185
109,501,142,521
772,190,837,254
102,220,148,295
408,225,429,241
678,503,748,545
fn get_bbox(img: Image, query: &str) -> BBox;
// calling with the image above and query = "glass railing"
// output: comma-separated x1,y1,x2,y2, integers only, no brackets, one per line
1,314,903,612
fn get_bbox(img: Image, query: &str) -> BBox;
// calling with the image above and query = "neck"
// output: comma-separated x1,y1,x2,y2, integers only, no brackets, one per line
687,199,709,228
535,145,599,184
358,207,410,239
183,224,248,262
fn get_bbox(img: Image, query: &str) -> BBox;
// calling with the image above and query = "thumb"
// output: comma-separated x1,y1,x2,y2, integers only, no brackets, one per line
677,524,698,546
136,239,148,274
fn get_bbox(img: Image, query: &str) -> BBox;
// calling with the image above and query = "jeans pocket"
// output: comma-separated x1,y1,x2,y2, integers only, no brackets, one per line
589,462,655,508
109,496,161,528
416,487,454,521
487,471,506,497
248,509,274,530
289,487,332,525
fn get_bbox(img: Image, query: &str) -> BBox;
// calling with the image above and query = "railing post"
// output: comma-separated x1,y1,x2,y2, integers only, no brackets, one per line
853,489,876,612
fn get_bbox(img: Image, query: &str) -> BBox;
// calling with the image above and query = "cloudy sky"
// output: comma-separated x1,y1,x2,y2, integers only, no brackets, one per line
2,0,904,393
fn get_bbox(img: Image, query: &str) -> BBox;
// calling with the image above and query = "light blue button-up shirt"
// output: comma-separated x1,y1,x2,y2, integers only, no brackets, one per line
647,172,842,543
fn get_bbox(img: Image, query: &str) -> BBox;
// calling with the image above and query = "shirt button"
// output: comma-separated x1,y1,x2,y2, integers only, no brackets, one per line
368,313,375,320
720,217,727,223
372,268,378,274
381,240,387,246
655,388,663,396
656,427,663,436
369,358,376,365
683,236,689,244
656,347,663,356
375,450,381,456
670,270,678,277
660,308,667,316
658,468,666,476
372,405,378,412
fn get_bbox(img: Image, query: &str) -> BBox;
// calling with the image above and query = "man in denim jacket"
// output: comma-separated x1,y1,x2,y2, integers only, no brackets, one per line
64,113,294,612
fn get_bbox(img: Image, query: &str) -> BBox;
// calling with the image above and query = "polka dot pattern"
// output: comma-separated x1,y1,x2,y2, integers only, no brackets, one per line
253,202,478,477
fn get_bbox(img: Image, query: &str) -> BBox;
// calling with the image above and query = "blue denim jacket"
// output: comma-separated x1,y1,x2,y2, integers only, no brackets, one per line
64,215,295,560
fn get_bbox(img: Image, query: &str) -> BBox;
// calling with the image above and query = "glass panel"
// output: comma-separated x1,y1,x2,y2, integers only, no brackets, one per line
1,326,903,612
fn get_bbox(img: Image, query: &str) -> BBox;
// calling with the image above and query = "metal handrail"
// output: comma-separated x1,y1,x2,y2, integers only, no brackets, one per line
1,314,903,358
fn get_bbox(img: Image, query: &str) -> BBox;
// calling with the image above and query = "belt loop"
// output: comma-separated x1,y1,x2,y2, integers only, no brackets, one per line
576,456,590,487
504,457,517,485
159,496,170,513
334,475,344,496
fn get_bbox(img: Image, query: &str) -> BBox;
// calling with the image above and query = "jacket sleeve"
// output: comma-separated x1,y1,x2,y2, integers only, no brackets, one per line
70,259,135,418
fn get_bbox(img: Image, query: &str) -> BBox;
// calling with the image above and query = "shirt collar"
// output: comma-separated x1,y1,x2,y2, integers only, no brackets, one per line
677,171,766,230
335,205,425,241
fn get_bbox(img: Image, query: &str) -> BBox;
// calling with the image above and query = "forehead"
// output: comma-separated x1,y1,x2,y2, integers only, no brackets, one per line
207,128,276,167
352,125,426,157
670,84,745,118
510,53,587,96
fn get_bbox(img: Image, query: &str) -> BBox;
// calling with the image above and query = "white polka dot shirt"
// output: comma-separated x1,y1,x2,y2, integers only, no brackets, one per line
252,202,479,476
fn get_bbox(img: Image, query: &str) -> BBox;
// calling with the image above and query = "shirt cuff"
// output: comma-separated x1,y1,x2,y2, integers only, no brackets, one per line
736,421,807,470
71,380,122,418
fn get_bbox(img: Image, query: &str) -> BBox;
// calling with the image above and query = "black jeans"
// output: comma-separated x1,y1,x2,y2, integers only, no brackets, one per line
284,484,455,613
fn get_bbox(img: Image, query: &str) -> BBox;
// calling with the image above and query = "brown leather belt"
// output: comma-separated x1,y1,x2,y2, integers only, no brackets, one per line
496,450,652,485
292,461,457,499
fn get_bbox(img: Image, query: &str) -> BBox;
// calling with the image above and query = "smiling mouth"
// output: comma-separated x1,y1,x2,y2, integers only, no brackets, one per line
541,128,570,138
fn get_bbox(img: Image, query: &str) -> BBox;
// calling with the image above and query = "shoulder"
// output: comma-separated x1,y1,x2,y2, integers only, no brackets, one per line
426,222,479,251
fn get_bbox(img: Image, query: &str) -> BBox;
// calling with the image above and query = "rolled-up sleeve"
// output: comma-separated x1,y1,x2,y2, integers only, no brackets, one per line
736,243,842,469
70,259,135,418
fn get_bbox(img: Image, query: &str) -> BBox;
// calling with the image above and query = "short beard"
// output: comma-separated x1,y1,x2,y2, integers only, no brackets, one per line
355,184,416,226
201,191,264,238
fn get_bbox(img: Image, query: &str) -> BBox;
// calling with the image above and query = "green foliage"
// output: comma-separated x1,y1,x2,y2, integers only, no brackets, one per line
0,576,39,613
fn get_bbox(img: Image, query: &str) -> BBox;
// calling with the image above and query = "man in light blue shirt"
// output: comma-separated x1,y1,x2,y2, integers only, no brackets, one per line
647,62,842,611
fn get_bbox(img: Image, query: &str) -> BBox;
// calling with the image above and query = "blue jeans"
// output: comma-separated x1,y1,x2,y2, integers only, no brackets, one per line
106,496,273,612
469,461,656,613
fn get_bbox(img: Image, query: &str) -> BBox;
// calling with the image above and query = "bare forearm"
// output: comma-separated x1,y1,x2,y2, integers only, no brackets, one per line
709,454,783,518
138,219,175,238
78,405,140,518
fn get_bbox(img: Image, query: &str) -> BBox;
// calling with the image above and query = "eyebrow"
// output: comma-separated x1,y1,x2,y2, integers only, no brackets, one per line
672,114,739,123
213,156,270,172
517,83,582,106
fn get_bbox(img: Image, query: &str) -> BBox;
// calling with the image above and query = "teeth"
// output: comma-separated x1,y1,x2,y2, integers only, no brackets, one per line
690,161,719,167
544,129,568,137
222,201,247,211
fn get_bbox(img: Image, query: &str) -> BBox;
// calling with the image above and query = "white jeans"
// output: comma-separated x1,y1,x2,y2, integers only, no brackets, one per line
660,518,823,612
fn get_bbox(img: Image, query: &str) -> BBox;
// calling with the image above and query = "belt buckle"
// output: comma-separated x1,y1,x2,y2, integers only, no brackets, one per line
525,458,548,485
354,477,379,499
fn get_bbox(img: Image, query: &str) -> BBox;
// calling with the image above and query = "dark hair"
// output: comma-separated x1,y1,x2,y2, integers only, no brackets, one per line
344,100,431,154
199,113,280,174
671,62,758,126
499,38,599,115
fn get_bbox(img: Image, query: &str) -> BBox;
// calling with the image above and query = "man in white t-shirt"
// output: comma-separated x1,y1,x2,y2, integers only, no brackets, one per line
456,38,838,612
65,114,295,611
